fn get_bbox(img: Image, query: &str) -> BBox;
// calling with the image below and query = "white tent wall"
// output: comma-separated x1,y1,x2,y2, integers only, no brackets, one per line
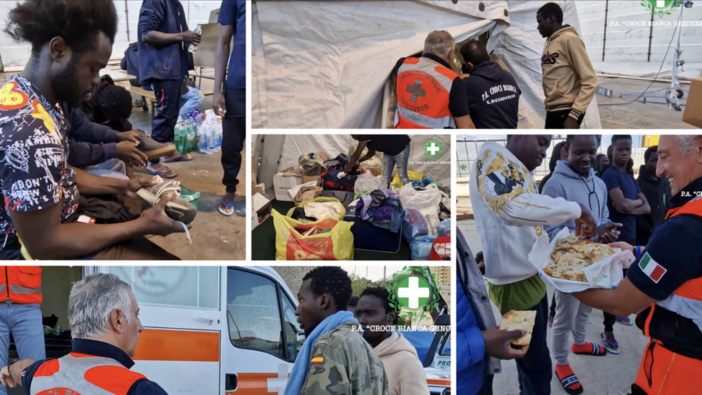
576,1,702,80
489,0,602,129
0,1,222,68
252,1,510,129
254,134,452,199
252,0,607,129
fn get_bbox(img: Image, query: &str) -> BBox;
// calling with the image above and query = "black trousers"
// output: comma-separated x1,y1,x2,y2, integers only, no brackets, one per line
151,79,184,143
545,109,585,129
516,295,552,395
222,88,246,194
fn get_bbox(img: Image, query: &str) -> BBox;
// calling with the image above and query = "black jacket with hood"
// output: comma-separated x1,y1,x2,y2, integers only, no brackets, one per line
462,61,521,129
636,165,673,245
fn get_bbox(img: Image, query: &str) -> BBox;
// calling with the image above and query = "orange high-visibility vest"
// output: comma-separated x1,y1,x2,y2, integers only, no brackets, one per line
30,353,147,395
394,57,459,129
0,266,42,304
632,196,702,395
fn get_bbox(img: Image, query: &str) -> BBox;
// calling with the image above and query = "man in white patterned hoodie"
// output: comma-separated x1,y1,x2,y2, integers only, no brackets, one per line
469,135,597,395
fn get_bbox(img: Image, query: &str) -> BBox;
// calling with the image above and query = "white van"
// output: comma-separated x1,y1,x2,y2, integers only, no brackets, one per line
10,266,450,395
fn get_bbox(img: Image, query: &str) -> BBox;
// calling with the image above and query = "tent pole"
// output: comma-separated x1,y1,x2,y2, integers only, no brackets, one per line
602,0,609,61
124,0,130,42
648,4,655,62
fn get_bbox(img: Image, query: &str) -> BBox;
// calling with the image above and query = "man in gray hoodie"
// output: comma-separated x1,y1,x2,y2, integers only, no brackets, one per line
542,135,622,395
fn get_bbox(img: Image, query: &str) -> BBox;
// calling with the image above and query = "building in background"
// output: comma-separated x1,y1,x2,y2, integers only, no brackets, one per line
430,266,451,288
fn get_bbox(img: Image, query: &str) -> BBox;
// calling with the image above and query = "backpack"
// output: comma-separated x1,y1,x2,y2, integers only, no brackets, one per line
121,43,142,87
321,168,359,192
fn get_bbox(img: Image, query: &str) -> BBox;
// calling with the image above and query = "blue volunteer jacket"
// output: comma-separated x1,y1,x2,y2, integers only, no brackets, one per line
137,0,194,84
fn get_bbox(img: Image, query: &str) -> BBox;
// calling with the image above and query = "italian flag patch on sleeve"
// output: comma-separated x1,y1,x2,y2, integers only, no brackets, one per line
639,252,667,283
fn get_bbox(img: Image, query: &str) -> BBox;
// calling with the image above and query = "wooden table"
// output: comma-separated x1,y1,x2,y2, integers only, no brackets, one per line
100,69,136,82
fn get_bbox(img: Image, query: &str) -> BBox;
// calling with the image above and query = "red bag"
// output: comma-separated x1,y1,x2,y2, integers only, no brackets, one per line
430,236,451,261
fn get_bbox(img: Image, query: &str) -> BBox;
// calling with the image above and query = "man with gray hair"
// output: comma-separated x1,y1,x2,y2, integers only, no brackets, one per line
574,135,702,395
0,273,169,395
393,30,475,129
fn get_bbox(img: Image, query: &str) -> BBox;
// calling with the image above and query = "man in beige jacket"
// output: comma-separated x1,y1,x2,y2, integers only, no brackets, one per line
537,2,598,129
356,287,430,395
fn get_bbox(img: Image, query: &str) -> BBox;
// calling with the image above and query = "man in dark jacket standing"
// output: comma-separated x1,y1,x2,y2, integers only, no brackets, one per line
460,40,521,129
636,146,673,246
138,0,200,178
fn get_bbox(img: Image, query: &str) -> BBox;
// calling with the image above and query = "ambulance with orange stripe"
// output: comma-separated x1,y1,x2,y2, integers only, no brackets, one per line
25,266,450,395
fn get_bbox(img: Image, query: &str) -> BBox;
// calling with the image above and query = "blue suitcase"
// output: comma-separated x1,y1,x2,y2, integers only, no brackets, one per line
345,202,401,253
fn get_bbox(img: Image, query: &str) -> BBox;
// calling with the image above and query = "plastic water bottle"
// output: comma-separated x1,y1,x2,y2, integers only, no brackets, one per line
213,118,222,153
197,122,208,153
206,121,216,155
174,118,185,154
188,24,202,53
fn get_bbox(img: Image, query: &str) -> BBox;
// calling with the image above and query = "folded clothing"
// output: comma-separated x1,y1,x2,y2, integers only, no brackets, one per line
304,202,342,221
291,207,318,222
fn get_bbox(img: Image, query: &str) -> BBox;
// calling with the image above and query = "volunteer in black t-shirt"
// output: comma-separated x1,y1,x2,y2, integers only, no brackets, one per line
345,135,411,189
460,40,521,129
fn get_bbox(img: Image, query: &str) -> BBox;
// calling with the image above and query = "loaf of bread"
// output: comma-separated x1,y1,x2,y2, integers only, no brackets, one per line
499,310,536,346
543,233,615,282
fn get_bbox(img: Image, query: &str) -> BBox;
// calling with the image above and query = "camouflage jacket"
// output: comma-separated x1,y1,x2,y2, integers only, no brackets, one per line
300,322,388,395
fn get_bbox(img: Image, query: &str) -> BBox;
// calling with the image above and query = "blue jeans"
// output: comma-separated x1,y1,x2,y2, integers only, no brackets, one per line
0,303,45,395
516,295,552,395
383,144,411,189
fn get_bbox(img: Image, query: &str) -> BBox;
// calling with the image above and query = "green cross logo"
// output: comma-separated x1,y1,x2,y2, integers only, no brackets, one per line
397,275,431,310
386,267,442,323
423,138,445,159
642,0,678,18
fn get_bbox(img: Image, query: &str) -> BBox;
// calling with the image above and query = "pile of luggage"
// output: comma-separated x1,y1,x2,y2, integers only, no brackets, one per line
270,151,451,260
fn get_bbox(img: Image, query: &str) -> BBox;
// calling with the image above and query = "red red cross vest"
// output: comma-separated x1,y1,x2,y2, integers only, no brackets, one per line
394,57,458,129
30,353,146,395
632,197,702,395
0,266,42,304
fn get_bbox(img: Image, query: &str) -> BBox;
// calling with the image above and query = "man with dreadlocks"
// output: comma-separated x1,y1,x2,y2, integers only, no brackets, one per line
356,286,428,395
286,267,387,395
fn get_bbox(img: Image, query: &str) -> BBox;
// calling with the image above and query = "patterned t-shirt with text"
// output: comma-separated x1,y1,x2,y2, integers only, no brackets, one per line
0,75,79,238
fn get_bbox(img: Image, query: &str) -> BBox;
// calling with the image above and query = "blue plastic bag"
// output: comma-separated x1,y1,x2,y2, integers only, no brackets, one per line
179,86,204,118
410,235,437,261
436,219,451,237
402,208,428,241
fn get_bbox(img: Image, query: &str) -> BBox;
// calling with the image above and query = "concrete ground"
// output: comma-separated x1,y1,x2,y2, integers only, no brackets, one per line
128,96,246,261
596,76,696,129
458,220,649,395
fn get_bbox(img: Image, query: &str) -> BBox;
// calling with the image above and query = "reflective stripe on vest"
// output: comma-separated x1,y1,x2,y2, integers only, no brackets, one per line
31,353,146,395
650,196,702,332
394,57,458,129
0,267,42,304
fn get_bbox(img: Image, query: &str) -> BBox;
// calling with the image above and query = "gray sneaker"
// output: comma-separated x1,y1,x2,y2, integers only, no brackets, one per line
137,176,197,225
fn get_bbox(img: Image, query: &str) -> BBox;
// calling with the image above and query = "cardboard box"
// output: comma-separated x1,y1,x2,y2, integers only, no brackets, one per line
273,167,304,201
252,183,265,197
192,23,231,67
252,193,272,230
683,78,702,128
